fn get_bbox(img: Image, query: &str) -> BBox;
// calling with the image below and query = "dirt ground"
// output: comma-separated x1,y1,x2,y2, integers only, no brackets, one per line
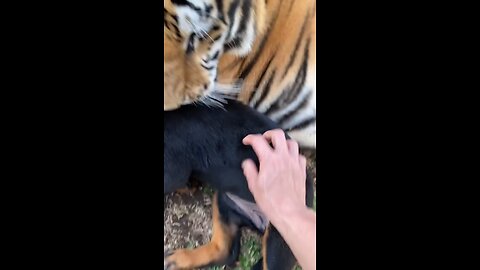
164,150,316,270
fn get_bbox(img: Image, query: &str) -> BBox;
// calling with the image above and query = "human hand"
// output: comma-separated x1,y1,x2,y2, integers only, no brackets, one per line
242,129,308,224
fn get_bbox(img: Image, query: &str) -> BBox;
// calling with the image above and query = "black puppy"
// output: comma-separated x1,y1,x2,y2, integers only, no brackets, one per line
164,100,314,270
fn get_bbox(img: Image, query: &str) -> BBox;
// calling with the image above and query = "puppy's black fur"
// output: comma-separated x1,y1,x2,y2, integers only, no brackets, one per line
164,101,314,270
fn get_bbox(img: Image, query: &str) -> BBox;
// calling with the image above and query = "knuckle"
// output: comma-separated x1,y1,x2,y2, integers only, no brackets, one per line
273,129,284,137
291,140,299,148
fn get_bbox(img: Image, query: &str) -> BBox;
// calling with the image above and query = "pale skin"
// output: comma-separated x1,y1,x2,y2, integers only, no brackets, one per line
242,129,316,270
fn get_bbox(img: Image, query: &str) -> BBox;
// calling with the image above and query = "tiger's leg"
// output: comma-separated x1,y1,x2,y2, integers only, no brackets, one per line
287,125,316,149
164,192,241,270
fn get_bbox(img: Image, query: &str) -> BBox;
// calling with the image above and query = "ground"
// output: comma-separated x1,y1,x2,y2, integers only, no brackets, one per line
164,150,316,270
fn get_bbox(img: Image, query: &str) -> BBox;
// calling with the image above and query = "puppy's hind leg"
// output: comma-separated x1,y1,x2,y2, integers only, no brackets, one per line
251,225,297,270
164,192,241,270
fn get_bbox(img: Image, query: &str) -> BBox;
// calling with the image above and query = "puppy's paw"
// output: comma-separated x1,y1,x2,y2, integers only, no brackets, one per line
164,249,193,270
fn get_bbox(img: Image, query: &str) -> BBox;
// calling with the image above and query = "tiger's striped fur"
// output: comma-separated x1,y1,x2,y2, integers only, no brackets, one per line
164,0,316,148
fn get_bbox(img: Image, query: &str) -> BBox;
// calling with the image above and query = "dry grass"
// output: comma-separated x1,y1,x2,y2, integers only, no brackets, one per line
164,151,316,270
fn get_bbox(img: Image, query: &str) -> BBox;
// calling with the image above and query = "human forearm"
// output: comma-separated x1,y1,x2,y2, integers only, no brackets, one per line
270,207,316,270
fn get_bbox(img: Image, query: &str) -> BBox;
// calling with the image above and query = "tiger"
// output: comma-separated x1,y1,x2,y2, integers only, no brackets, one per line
164,0,316,149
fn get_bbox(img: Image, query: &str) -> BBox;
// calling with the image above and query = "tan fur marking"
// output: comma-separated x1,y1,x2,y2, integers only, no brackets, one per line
165,192,234,269
262,224,271,270
175,187,196,194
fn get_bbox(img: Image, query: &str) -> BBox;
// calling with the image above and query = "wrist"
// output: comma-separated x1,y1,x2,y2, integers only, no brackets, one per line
268,205,312,229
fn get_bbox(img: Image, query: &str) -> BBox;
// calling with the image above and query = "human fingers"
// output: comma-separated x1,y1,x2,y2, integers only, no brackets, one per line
263,129,288,153
286,139,300,157
242,159,259,191
299,155,307,170
243,134,273,160
298,155,307,180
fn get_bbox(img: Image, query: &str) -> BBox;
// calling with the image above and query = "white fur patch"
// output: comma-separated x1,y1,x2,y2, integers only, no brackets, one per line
176,5,214,36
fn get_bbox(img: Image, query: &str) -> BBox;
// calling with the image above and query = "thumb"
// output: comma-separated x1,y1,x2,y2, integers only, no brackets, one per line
242,159,259,191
